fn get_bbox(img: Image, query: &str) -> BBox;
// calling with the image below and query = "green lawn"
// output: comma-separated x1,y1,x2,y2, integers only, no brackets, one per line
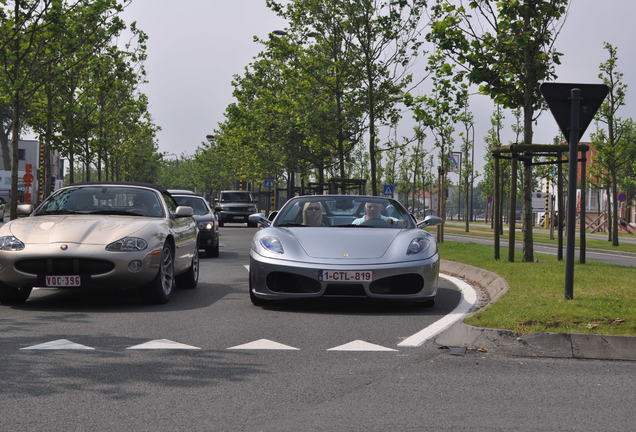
439,241,636,336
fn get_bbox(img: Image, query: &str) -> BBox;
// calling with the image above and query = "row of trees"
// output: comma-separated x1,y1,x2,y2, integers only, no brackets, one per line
172,0,570,261
0,0,161,219
159,1,633,252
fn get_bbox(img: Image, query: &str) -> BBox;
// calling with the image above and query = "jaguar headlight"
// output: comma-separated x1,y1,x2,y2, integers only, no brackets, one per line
0,236,25,251
106,237,148,252
259,236,284,254
407,237,427,255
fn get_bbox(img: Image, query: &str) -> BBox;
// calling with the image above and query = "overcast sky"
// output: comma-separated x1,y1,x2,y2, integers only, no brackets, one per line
121,0,636,175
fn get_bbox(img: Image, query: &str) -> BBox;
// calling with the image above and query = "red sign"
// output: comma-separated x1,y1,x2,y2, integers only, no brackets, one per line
22,172,34,183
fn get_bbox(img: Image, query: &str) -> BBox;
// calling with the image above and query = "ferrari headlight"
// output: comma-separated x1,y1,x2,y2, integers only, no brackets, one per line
106,237,148,252
407,237,427,255
199,222,214,230
0,236,25,251
259,236,284,254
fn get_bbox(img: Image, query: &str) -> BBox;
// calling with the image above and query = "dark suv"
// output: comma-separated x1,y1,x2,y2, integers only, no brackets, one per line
214,190,258,227
168,190,220,257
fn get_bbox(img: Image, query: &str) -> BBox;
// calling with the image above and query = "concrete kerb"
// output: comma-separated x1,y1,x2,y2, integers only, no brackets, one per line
436,259,636,361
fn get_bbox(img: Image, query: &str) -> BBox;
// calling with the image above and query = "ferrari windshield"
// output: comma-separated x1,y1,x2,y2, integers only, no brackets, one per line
274,196,413,228
35,186,165,218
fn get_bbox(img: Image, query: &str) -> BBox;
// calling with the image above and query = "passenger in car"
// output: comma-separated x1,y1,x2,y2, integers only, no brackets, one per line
352,201,396,226
302,202,327,227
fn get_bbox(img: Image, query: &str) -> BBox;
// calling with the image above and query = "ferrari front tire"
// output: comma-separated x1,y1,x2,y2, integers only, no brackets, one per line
142,242,175,304
0,285,32,305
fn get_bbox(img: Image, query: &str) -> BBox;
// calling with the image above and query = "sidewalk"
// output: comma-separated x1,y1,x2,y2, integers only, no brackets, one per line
436,259,636,361
444,221,636,244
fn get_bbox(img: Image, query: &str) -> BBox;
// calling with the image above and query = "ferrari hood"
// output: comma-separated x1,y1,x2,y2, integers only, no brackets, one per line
290,228,400,259
8,215,151,245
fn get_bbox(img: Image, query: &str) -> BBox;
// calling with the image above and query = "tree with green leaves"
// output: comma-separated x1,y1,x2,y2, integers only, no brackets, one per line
411,49,468,242
458,102,475,231
429,0,569,261
591,42,632,247
337,0,427,195
0,0,127,217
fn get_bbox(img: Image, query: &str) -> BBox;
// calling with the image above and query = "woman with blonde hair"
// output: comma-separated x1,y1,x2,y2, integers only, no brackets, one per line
302,201,325,226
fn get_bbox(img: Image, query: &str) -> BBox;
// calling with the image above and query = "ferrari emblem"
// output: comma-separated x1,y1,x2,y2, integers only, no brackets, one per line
60,244,68,251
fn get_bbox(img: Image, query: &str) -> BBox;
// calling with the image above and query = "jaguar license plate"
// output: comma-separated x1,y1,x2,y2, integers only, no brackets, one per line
45,275,81,287
320,270,372,282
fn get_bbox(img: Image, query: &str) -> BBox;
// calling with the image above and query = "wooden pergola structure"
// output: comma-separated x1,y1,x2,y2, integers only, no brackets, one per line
491,143,589,262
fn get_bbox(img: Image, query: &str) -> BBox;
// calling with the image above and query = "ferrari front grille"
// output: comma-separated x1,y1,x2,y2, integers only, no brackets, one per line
369,273,423,295
266,272,321,293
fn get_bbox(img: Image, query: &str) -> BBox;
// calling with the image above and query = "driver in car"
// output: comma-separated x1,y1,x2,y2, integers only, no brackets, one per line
352,201,396,226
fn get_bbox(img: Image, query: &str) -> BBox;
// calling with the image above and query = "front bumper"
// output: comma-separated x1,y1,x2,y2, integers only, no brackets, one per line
217,211,253,223
198,229,218,248
0,243,162,290
249,250,439,301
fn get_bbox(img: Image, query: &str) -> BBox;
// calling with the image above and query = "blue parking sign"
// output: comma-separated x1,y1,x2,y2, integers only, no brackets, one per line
383,184,395,197
263,178,276,190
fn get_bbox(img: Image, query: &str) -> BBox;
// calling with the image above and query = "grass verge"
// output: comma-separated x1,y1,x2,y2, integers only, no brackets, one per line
439,241,636,336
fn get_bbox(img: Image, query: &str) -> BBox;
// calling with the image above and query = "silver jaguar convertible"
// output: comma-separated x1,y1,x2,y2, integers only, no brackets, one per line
248,195,442,306
0,183,199,305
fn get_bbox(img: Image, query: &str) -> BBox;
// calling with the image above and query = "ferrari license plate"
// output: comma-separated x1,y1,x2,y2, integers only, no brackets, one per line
45,275,81,287
321,270,372,282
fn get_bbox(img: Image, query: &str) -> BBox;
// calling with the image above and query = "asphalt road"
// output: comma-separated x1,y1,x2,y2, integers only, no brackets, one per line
1,225,634,431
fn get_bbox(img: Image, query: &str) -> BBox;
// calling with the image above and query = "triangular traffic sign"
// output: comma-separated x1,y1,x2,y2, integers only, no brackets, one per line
326,340,397,352
20,339,95,350
540,82,608,143
227,339,299,350
126,339,201,350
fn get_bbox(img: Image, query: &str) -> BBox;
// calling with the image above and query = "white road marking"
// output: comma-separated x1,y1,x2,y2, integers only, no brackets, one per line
244,264,250,271
398,274,478,347
228,339,300,350
21,339,95,350
126,339,201,350
327,340,397,352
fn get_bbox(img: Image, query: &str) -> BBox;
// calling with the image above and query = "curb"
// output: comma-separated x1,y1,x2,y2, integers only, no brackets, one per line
436,259,636,361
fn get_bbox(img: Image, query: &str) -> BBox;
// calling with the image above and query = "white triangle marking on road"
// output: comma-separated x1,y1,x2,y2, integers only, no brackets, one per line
327,340,397,352
243,265,250,272
21,339,95,350
228,339,299,350
126,339,201,350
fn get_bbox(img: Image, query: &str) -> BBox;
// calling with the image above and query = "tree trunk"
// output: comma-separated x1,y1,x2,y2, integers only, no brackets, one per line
611,172,619,246
9,94,20,220
606,186,612,242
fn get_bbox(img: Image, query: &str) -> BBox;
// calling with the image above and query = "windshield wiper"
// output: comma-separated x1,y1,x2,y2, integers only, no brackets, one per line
35,210,81,215
276,223,306,227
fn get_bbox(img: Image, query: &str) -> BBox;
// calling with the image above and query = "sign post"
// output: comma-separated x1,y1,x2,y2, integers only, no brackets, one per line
540,83,608,300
